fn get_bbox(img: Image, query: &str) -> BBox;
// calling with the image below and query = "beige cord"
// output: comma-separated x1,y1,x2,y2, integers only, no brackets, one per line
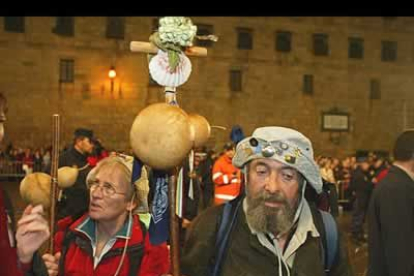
78,163,90,171
211,125,227,130
113,193,135,276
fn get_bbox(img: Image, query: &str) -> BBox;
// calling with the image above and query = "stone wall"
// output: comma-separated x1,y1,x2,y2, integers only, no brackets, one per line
0,16,413,158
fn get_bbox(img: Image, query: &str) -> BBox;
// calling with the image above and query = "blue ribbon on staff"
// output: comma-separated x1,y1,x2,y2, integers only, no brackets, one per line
131,156,143,184
132,156,170,245
148,169,170,245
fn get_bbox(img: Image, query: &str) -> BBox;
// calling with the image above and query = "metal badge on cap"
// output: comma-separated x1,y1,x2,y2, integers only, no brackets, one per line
249,138,258,147
262,145,276,157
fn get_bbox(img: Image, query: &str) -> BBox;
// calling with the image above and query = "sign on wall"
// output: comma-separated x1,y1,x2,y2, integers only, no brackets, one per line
321,112,350,132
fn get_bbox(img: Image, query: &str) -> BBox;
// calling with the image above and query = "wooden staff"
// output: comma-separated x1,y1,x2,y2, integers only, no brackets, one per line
168,168,180,276
163,89,181,276
130,33,209,276
130,41,207,57
49,114,60,254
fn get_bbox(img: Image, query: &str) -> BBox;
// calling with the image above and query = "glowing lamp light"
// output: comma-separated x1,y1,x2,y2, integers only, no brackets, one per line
108,66,117,79
108,66,116,92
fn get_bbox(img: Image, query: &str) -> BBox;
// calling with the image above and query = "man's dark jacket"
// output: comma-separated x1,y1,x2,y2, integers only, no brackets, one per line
181,199,354,276
368,165,414,276
56,146,91,219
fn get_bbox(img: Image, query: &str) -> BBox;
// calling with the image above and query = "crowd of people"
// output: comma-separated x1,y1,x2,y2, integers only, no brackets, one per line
0,86,411,276
316,154,391,196
0,139,109,176
0,134,394,249
0,145,51,175
315,153,391,245
0,132,394,249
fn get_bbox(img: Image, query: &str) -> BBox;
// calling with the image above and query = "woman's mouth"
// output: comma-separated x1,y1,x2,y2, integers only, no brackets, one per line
90,202,102,210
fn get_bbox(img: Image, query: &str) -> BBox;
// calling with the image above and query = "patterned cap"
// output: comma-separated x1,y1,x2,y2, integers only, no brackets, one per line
233,126,323,193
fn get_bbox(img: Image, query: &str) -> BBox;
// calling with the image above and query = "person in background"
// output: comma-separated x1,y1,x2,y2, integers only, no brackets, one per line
212,142,242,205
32,149,43,172
197,148,214,209
368,130,414,276
371,157,390,187
87,139,109,168
181,126,353,276
320,157,336,184
349,155,373,245
55,128,95,219
0,92,28,276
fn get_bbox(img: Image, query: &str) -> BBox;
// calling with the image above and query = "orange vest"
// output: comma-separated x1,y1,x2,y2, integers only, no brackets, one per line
212,154,241,205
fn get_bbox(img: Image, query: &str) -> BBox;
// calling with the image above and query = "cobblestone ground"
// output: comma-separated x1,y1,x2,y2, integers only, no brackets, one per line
2,180,368,275
337,209,368,276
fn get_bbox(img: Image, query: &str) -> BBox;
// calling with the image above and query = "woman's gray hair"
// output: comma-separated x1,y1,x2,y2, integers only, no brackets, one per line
86,156,134,200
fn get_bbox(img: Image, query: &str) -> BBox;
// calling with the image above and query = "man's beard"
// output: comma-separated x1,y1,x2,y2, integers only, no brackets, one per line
245,190,298,235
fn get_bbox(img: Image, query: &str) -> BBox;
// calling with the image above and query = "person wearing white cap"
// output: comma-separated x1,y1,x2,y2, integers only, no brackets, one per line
181,126,353,276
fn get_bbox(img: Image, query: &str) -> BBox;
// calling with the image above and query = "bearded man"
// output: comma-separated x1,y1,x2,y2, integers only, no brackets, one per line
181,126,353,276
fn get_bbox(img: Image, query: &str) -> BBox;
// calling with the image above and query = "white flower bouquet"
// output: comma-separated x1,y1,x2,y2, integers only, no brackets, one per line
158,17,197,47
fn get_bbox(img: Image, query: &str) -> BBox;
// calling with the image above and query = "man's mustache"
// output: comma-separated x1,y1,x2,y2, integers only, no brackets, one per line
252,192,288,205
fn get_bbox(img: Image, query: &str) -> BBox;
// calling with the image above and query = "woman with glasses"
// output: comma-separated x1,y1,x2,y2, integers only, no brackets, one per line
16,156,169,276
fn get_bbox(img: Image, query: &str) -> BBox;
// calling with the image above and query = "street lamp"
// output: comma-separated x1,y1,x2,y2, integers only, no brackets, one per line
108,66,116,92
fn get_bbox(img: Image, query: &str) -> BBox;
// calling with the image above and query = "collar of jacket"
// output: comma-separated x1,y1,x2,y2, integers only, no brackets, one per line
66,213,145,251
393,163,414,182
73,215,133,244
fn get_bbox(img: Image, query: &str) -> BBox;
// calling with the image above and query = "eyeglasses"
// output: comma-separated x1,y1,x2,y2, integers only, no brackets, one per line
87,179,126,197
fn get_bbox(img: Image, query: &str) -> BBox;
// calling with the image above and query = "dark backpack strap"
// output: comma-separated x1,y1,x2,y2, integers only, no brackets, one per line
28,250,49,276
208,196,243,276
319,210,339,275
127,219,147,276
58,229,77,276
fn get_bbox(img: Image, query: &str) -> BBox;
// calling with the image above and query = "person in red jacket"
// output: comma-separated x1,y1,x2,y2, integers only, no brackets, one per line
16,155,169,276
0,91,28,276
87,139,109,168
212,142,242,205
1,188,25,276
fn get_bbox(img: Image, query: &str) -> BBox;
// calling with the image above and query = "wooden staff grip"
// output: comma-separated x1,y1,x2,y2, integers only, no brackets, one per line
168,168,180,276
130,41,207,57
49,114,60,254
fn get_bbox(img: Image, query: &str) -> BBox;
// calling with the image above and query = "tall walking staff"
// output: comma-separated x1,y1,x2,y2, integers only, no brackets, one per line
164,86,181,276
130,17,216,276
49,114,60,254
168,166,180,276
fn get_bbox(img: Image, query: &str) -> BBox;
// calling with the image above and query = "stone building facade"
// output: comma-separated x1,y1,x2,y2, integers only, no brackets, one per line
0,16,413,157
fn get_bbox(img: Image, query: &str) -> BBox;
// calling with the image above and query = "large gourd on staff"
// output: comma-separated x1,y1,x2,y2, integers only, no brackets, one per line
188,113,211,148
20,173,52,208
19,167,79,208
130,103,193,170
